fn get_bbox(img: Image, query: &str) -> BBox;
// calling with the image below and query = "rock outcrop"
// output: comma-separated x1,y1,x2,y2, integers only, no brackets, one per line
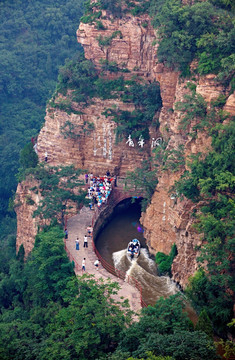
15,179,41,255
37,98,149,175
16,9,235,287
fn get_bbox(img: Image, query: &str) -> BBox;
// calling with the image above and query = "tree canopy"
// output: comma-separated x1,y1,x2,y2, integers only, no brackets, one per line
0,0,84,222
0,225,132,360
175,121,235,333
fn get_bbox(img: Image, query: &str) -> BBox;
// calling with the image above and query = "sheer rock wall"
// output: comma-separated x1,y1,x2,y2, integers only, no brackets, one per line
16,11,234,287
15,180,41,255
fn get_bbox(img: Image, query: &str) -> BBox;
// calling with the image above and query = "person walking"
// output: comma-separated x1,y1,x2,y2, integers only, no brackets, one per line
64,228,68,240
82,258,86,273
87,226,93,237
94,259,99,270
75,237,79,250
83,235,88,248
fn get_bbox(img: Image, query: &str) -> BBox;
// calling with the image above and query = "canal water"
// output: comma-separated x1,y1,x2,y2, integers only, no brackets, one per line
95,199,178,306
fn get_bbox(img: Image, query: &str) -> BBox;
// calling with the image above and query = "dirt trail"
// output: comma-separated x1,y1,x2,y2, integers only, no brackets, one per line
66,206,142,314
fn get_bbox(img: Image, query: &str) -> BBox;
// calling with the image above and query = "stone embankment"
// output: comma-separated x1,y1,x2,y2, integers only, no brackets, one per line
65,205,142,314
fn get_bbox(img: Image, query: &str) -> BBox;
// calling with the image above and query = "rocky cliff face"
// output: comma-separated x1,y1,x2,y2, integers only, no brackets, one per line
37,98,149,176
16,9,234,286
141,73,231,288
15,179,41,255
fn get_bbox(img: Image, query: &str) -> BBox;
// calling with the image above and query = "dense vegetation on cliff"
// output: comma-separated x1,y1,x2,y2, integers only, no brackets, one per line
0,0,84,224
51,54,162,141
0,0,234,357
82,0,234,83
175,120,235,334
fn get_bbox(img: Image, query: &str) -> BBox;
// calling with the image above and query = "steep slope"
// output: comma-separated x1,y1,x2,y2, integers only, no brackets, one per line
16,7,235,290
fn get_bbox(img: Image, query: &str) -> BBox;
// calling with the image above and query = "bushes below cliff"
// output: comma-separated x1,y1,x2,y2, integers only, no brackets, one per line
155,244,178,276
0,225,133,359
0,242,218,360
111,294,218,360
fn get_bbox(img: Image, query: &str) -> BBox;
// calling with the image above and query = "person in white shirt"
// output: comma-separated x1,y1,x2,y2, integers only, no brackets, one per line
94,259,99,270
82,258,86,272
84,235,88,248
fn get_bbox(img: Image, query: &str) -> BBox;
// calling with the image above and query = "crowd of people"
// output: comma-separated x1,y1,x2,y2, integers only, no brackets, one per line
86,173,114,209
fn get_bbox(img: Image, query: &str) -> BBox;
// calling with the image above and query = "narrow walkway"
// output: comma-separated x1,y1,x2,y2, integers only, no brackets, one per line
66,206,142,315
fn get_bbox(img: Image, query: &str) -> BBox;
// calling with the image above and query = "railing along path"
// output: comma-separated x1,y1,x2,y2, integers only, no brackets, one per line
91,180,147,308
65,177,147,308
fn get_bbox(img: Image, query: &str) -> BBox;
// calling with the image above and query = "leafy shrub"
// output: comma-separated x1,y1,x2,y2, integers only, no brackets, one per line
175,86,228,138
103,80,162,141
175,122,235,333
95,76,126,99
99,0,123,18
17,142,38,181
19,142,38,171
99,58,129,73
155,244,178,276
195,309,213,338
95,20,106,29
149,0,234,76
154,143,185,173
97,30,122,47
125,159,158,210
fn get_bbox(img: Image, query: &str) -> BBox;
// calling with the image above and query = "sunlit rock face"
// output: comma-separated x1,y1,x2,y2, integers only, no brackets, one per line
36,98,150,176
15,180,40,256
16,9,235,288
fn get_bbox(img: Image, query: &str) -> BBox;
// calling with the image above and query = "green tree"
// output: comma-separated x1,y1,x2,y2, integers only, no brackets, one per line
195,309,213,338
125,160,158,211
41,278,132,360
0,0,84,221
127,353,173,360
32,165,87,226
175,121,235,333
0,224,133,360
155,244,178,276
113,294,217,360
17,142,38,181
149,0,234,76
23,225,77,307
131,331,217,360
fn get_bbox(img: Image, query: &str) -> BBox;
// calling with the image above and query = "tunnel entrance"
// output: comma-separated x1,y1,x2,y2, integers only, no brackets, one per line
95,197,177,306
95,198,146,264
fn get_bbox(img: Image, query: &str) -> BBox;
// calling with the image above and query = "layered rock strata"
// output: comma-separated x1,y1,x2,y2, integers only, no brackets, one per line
37,98,151,175
16,10,235,287
15,179,41,255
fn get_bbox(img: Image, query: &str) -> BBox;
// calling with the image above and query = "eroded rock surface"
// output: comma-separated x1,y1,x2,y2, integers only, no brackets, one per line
16,11,235,288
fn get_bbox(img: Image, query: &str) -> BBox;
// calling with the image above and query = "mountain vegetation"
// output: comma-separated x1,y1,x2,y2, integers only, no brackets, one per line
174,120,235,334
0,234,218,360
0,0,84,227
82,0,234,82
0,0,234,358
52,55,162,141
31,164,87,226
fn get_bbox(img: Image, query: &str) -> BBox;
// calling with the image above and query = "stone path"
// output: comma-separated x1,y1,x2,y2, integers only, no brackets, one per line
66,206,142,315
